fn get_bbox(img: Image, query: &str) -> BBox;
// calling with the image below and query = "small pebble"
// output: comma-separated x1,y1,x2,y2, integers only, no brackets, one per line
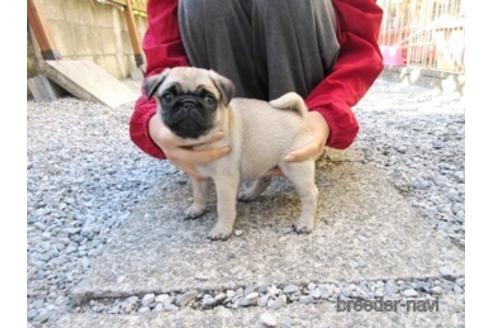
259,311,277,327
374,289,385,298
226,290,236,299
258,294,269,307
214,292,227,302
201,294,217,307
453,285,463,293
244,285,256,295
240,292,259,306
27,309,38,321
268,295,287,310
176,291,198,307
299,295,314,304
268,285,280,296
141,293,155,306
439,267,455,280
310,288,321,299
138,306,150,313
319,284,335,299
385,281,398,295
155,294,169,304
403,288,418,297
195,273,209,281
35,311,50,323
283,284,299,294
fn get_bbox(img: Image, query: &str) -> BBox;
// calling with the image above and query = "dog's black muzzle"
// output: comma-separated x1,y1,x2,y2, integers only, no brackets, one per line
161,95,215,139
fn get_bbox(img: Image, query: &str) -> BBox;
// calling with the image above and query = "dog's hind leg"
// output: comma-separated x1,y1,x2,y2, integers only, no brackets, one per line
279,160,318,233
238,176,272,202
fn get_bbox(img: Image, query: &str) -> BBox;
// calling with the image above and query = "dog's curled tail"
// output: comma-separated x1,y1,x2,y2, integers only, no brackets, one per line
269,92,308,117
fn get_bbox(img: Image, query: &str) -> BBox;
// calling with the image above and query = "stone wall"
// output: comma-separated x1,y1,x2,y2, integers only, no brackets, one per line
30,0,147,79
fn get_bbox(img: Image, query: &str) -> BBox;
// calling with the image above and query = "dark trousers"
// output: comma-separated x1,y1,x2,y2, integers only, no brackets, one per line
178,0,340,100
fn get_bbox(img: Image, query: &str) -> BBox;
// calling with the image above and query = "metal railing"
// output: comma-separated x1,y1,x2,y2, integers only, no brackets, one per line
377,0,465,73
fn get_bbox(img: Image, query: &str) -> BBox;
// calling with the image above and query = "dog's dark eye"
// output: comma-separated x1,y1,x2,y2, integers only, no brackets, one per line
162,92,173,103
204,94,217,106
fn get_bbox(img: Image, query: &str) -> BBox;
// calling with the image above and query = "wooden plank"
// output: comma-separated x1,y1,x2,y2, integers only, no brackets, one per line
27,75,66,102
131,0,147,14
124,0,144,67
92,0,145,66
106,0,147,15
27,0,60,60
42,60,139,109
108,0,127,6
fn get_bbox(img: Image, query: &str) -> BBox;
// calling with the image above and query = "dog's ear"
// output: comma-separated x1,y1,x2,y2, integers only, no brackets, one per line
208,70,235,106
143,68,170,99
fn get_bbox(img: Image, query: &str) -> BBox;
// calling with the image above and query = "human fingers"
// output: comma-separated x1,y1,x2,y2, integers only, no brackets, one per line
172,145,231,165
182,132,226,147
284,141,323,163
168,158,207,180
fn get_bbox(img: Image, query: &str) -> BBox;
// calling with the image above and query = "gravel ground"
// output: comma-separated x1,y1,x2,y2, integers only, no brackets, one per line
27,99,177,324
27,78,464,325
77,275,464,315
355,81,465,248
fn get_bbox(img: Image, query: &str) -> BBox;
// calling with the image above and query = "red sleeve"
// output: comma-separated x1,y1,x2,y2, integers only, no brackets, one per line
129,0,188,159
306,0,384,149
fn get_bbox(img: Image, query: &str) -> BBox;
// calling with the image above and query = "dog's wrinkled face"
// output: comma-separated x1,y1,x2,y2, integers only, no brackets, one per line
144,67,235,139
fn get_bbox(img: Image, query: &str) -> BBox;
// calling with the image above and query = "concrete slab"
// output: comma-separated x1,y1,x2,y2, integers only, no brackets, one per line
123,79,143,95
130,67,144,82
57,295,464,327
72,161,463,303
42,60,138,109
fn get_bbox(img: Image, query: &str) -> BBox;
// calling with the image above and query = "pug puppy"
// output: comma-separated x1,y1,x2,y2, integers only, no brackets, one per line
144,67,318,240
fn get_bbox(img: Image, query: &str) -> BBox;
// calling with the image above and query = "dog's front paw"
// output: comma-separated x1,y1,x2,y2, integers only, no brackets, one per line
293,218,314,234
184,204,207,220
208,224,233,241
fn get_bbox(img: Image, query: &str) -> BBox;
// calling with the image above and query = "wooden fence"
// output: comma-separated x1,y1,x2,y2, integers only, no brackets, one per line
377,0,465,73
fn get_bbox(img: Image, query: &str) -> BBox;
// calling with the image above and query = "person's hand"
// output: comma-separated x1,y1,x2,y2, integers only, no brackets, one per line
268,111,329,176
149,115,231,179
285,111,329,162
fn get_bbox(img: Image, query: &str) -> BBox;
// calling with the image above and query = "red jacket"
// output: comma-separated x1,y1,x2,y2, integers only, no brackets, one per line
130,0,384,159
